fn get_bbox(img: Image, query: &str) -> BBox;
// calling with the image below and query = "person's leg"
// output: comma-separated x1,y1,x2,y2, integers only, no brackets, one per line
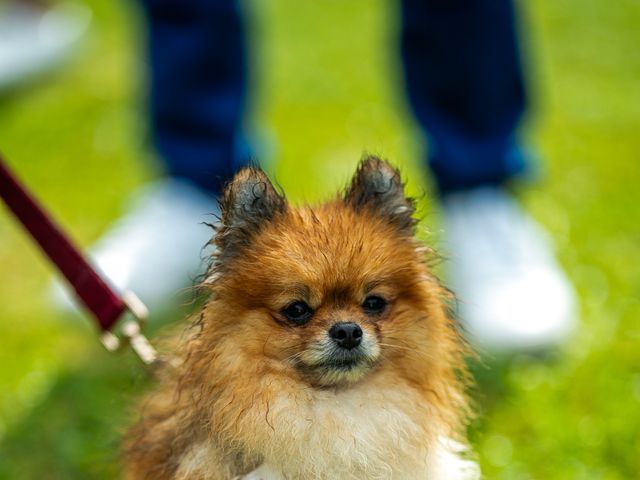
141,0,249,194
400,0,576,351
53,0,250,315
400,0,527,195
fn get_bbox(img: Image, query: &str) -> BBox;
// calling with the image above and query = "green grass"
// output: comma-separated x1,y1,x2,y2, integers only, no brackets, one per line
0,0,638,478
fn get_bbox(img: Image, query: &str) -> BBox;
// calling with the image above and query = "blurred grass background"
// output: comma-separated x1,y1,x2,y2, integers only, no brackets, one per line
0,0,639,478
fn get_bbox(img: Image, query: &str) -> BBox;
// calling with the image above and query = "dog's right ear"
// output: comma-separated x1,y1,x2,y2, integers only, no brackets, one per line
215,167,286,257
344,155,416,235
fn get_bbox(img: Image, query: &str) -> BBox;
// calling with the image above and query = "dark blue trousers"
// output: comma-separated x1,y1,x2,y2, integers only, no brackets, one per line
140,0,528,196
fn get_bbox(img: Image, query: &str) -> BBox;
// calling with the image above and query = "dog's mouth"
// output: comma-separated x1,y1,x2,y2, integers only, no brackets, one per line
295,345,379,386
324,359,360,370
320,350,369,370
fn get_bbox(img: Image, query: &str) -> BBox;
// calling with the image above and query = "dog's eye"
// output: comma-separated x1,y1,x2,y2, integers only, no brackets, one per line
362,295,387,315
282,301,313,325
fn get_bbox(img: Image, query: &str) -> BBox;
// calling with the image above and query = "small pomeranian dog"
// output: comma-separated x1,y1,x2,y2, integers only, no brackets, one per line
123,157,478,479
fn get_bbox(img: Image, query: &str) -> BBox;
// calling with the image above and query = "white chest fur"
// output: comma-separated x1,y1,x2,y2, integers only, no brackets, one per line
225,375,480,480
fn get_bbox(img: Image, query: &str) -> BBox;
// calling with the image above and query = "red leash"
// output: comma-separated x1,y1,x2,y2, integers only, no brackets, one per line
0,154,156,364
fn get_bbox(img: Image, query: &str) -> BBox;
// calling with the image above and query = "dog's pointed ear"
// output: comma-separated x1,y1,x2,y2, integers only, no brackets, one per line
216,167,286,255
343,155,416,234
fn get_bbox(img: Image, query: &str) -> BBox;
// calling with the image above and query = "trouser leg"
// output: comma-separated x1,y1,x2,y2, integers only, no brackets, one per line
139,0,248,194
400,0,529,195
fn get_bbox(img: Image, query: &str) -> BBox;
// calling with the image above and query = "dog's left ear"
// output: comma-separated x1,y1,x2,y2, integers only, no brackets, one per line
216,167,287,258
344,155,416,234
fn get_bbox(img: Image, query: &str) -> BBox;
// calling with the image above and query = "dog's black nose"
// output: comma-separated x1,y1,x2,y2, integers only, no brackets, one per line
329,322,363,350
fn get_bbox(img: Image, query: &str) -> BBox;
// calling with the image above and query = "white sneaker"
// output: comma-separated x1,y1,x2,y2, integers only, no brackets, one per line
52,178,218,316
0,1,91,91
441,187,577,352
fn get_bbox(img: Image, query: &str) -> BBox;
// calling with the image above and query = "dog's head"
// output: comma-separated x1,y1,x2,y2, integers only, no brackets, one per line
202,156,464,391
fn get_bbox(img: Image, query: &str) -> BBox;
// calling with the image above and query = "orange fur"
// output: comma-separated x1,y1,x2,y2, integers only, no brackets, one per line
123,158,477,479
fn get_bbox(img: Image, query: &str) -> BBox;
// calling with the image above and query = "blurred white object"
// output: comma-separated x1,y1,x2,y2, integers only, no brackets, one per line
52,179,218,315
0,1,91,91
235,465,282,480
442,187,577,352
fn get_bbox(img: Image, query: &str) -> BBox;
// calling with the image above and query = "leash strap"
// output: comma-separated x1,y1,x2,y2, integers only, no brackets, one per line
0,155,156,364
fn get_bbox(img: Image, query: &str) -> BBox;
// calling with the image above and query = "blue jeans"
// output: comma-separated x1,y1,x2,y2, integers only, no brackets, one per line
140,0,528,196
